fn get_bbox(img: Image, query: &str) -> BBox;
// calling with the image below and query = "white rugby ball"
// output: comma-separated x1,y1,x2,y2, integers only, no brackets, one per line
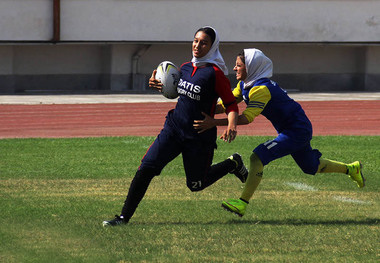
155,61,180,99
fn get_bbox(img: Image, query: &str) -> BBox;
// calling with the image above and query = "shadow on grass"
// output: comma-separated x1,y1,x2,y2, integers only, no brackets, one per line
228,218,380,226
126,218,379,226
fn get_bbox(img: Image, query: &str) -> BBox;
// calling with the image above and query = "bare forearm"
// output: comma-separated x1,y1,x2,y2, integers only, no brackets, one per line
227,111,238,128
214,114,250,126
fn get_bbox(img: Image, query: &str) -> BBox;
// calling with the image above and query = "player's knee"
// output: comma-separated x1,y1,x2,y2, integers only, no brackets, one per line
187,180,205,192
299,165,317,175
250,153,264,167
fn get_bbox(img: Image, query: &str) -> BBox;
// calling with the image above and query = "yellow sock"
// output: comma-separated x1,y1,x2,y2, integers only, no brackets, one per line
317,158,348,174
240,153,263,202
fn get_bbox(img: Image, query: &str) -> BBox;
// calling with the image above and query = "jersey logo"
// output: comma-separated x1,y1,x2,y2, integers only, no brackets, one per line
177,79,201,101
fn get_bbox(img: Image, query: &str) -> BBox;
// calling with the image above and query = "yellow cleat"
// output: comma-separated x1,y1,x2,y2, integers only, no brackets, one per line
221,198,248,217
347,161,365,188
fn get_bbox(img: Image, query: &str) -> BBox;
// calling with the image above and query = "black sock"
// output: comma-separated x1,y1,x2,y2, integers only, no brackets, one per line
121,169,156,222
212,158,236,174
202,159,236,189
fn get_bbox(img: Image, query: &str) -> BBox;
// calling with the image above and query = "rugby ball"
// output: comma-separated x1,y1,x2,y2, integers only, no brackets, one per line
155,61,180,99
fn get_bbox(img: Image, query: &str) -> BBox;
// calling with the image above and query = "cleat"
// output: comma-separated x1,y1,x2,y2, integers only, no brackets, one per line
347,161,365,188
221,198,247,217
102,215,127,227
228,153,248,183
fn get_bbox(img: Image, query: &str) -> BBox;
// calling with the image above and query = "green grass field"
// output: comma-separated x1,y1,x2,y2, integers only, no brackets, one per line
1,136,379,262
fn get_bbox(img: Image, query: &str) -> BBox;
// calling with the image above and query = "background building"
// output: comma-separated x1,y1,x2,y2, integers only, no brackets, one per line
0,0,379,94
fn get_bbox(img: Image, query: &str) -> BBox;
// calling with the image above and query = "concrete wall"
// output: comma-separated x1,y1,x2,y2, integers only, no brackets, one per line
0,0,52,41
1,0,379,42
1,43,378,93
0,0,379,94
365,46,380,91
59,0,380,42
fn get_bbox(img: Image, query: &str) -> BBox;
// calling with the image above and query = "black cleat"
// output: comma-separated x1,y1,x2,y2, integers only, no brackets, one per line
102,215,127,227
228,153,248,183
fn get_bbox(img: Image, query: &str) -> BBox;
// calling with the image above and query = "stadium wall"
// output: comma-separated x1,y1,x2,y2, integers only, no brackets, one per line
0,0,379,94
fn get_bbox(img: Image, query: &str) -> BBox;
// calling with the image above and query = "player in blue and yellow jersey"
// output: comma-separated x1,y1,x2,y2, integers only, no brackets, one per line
102,27,249,226
194,48,365,217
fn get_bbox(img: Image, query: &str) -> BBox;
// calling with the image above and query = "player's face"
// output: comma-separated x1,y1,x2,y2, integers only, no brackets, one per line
234,56,247,81
192,31,212,58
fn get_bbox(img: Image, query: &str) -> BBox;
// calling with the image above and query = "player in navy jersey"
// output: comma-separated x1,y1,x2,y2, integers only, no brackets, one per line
194,48,365,217
102,27,248,226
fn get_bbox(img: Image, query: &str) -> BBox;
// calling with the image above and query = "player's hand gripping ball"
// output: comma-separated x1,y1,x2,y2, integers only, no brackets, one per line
155,61,180,99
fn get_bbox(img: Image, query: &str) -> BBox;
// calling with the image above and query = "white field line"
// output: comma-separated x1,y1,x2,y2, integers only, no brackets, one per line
332,196,371,205
285,182,318,191
285,182,371,204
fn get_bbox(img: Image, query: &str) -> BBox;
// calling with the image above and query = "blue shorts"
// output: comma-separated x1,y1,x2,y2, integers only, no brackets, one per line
254,133,322,175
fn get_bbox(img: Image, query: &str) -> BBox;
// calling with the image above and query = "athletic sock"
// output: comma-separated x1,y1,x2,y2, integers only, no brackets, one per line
121,169,156,221
240,171,262,202
203,159,235,189
318,158,347,174
240,157,263,201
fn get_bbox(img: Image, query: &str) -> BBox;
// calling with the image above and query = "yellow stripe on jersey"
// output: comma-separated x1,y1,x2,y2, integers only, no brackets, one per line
243,85,271,123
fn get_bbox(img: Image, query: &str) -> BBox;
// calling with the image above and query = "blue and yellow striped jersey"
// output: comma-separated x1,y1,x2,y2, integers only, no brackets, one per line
230,78,313,139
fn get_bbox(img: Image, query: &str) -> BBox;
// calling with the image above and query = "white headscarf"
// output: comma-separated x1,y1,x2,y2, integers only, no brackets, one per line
191,26,228,75
243,48,273,89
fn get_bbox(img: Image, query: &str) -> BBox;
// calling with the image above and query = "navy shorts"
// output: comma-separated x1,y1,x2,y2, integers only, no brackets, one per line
254,133,322,175
139,122,216,188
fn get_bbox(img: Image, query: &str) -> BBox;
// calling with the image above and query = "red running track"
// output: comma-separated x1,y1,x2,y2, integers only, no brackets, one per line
0,100,379,139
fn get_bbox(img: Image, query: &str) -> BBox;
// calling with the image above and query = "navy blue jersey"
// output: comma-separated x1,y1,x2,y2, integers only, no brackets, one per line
166,62,237,142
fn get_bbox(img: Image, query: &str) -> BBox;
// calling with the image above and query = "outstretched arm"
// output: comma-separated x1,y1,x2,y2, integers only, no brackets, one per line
220,110,238,143
194,112,250,137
